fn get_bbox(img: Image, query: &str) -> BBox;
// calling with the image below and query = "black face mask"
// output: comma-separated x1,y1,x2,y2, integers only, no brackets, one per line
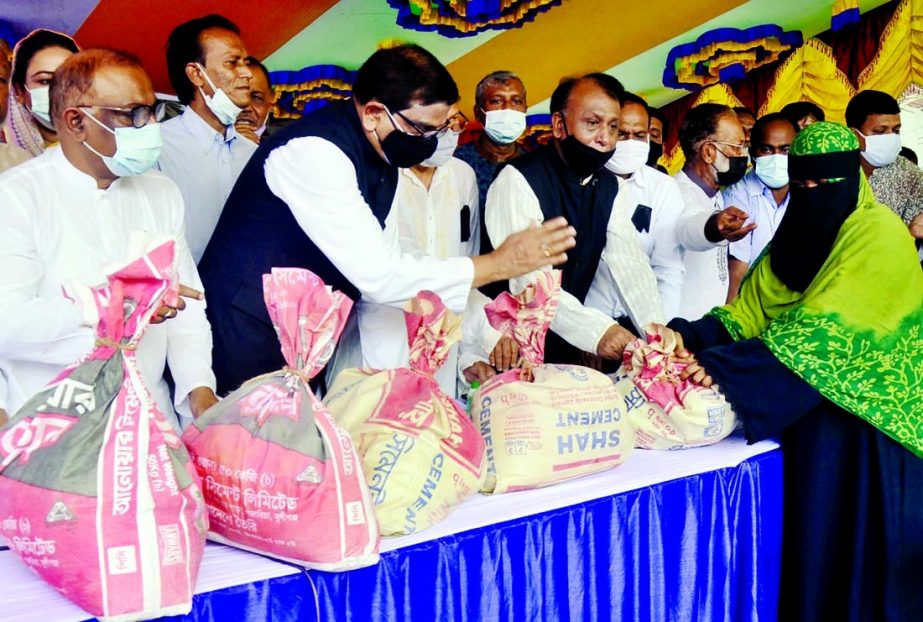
647,141,663,167
770,174,859,292
716,154,749,186
380,129,437,168
559,135,615,178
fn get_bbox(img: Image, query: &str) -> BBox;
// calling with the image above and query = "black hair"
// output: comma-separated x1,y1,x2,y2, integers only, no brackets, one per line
649,106,667,134
245,55,272,89
352,44,458,110
900,146,918,165
11,29,78,91
749,112,798,146
621,91,649,112
845,89,901,130
679,103,732,158
166,14,240,105
550,72,624,115
780,101,826,127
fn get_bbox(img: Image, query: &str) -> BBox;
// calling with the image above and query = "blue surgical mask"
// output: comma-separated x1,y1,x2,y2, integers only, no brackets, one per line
481,108,527,144
26,86,54,129
82,110,163,177
754,154,789,189
196,63,245,127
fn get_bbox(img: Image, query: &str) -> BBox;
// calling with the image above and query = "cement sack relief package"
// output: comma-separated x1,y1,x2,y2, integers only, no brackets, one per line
324,291,485,536
471,271,635,494
183,268,379,570
0,239,206,621
610,324,736,450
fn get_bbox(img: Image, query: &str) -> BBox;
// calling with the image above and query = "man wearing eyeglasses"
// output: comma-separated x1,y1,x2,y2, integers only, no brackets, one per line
197,44,576,395
674,103,755,320
158,14,256,263
330,106,509,396
0,48,219,428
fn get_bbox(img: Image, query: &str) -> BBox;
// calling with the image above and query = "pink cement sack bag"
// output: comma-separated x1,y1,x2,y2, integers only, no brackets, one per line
471,271,635,494
611,324,736,450
0,239,207,621
183,268,379,570
324,291,486,536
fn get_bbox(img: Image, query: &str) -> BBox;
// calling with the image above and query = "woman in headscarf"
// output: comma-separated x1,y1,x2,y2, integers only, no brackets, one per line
666,121,922,622
3,29,78,156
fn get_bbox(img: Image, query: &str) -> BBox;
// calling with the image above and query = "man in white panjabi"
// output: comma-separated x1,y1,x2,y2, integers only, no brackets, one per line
0,49,218,427
486,73,664,367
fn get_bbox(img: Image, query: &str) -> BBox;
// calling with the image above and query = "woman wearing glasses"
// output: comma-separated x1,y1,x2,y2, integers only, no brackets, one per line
197,44,576,396
0,48,219,429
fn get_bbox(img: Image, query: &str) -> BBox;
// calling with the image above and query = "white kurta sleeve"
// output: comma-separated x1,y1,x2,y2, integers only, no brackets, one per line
0,188,94,365
649,178,686,319
485,166,615,354
265,137,474,313
675,176,728,252
163,183,217,411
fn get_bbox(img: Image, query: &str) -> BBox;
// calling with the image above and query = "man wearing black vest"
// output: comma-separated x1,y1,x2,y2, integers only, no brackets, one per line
485,74,663,366
198,44,576,394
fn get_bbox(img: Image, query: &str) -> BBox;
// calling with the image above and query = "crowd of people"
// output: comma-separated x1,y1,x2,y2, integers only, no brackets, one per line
0,13,921,621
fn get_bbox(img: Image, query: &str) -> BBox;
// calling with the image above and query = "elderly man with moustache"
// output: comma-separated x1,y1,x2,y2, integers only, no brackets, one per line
486,73,664,366
0,48,218,428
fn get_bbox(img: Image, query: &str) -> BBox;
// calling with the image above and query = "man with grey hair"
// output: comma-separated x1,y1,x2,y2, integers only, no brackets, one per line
455,69,529,210
0,39,31,173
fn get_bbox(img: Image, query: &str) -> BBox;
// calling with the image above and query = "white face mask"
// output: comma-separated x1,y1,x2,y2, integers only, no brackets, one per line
605,139,650,175
196,63,244,126
481,108,527,144
859,131,901,167
419,130,460,168
754,154,789,189
26,86,54,129
82,110,163,177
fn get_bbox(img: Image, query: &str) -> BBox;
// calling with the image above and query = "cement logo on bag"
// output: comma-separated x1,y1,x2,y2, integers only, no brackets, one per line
46,501,75,524
295,465,322,484
107,545,137,575
345,501,366,526
159,524,185,566
0,414,78,467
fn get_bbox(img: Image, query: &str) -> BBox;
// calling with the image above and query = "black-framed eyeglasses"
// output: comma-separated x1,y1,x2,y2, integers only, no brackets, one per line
384,105,467,138
79,102,166,128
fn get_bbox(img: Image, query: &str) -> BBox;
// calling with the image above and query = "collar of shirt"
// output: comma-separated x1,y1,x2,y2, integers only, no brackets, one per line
51,143,123,194
180,106,238,154
744,170,790,208
399,164,448,191
682,166,719,198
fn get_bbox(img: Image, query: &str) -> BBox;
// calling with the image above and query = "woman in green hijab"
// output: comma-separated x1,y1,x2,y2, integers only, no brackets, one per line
668,121,922,622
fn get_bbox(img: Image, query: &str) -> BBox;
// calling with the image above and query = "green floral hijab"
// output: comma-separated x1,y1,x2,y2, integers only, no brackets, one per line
710,122,923,456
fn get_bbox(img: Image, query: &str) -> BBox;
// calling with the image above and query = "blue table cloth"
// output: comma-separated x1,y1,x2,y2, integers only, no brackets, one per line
2,436,781,622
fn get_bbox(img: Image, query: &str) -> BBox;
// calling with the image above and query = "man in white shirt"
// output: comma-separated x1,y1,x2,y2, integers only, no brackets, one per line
197,44,576,394
158,14,257,262
722,113,796,300
674,103,755,320
594,91,685,320
337,110,509,396
486,74,664,366
0,48,218,426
